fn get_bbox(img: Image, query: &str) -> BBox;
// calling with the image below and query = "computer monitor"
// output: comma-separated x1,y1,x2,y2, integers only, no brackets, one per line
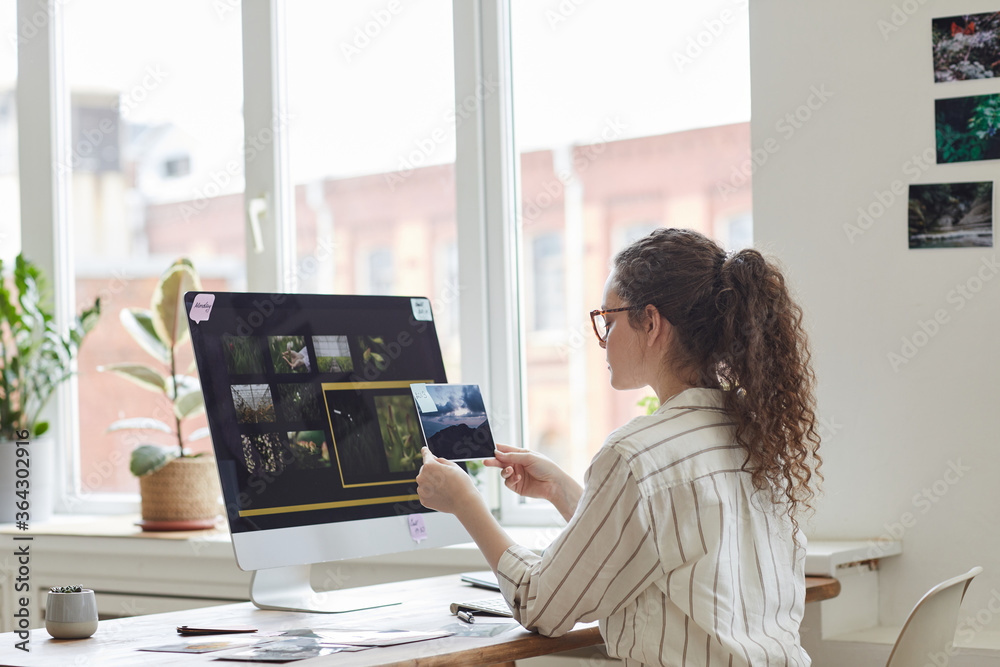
184,291,471,613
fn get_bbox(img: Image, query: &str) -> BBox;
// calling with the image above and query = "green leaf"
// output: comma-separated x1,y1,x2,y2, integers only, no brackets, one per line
99,364,168,393
130,444,176,476
107,418,173,434
151,260,202,350
173,389,205,421
119,309,169,364
34,421,49,437
170,374,201,397
0,254,101,439
187,427,212,442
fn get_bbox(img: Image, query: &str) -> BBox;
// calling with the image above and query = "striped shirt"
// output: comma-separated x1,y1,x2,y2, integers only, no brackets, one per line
497,387,810,666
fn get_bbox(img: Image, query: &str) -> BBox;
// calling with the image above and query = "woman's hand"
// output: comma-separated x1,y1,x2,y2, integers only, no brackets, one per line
416,447,483,516
484,443,582,521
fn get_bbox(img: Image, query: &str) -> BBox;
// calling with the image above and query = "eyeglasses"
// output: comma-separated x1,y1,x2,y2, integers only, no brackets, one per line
589,306,638,345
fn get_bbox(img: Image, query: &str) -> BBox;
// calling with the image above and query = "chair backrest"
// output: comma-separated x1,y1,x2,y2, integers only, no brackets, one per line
885,566,983,667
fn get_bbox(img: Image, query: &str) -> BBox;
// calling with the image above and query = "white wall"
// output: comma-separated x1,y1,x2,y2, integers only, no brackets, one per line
750,0,1000,651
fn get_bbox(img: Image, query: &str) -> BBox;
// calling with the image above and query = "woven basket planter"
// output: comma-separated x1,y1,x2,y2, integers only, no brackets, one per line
139,456,220,523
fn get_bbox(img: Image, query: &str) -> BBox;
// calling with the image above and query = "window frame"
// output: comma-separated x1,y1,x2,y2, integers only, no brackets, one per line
20,0,548,522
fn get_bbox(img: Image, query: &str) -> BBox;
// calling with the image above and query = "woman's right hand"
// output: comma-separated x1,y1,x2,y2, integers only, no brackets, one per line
484,443,582,520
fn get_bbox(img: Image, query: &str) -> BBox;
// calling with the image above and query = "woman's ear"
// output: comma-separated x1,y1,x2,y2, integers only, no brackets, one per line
644,305,677,351
644,304,665,346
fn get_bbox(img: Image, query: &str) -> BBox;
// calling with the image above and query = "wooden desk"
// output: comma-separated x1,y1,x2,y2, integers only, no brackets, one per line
0,574,840,667
805,575,840,603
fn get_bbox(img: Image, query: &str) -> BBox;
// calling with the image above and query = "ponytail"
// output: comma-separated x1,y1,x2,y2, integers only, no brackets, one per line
612,230,821,524
715,249,821,521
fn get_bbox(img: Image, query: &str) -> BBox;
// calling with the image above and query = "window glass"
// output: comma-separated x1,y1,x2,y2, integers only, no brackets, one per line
0,0,19,263
512,0,754,480
65,0,245,494
529,234,565,332
285,1,461,380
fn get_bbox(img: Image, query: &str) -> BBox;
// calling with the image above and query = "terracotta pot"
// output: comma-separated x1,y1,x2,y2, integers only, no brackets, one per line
138,456,221,526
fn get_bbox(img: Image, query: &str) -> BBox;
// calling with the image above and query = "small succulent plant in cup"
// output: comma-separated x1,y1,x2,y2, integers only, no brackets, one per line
49,585,83,594
45,585,98,639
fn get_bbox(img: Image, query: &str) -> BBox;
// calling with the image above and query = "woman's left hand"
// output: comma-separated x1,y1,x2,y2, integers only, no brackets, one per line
416,447,481,516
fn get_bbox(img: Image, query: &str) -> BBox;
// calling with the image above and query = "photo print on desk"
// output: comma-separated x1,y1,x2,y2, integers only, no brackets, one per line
908,181,993,249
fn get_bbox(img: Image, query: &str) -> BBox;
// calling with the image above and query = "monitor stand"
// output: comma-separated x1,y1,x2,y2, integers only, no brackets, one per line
249,565,401,613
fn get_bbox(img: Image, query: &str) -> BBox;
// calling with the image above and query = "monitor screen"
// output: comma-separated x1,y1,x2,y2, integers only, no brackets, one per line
185,291,470,574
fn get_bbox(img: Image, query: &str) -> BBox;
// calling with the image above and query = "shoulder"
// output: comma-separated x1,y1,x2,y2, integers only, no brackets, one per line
603,388,745,494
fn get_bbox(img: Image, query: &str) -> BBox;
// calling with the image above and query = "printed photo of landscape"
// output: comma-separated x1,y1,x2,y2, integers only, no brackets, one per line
415,384,495,460
909,181,993,249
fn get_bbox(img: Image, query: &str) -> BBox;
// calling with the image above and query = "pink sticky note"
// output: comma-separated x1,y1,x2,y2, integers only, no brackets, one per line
408,515,427,543
189,293,216,323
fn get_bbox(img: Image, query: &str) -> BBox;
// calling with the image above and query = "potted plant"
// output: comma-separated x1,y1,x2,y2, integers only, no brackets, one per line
44,585,98,639
0,254,100,522
100,258,220,530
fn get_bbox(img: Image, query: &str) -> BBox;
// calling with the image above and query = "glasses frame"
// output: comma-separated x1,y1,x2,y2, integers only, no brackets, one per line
589,306,640,345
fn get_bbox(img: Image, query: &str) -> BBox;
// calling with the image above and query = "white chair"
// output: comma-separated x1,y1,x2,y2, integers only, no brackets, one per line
885,566,983,667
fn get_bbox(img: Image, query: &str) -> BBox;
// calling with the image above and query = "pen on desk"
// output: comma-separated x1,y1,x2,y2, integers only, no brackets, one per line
457,611,475,624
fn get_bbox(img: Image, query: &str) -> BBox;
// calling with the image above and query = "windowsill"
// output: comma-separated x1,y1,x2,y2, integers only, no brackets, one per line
9,515,892,572
0,514,555,567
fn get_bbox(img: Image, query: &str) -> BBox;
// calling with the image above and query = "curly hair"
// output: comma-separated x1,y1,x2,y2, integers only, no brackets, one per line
612,228,821,526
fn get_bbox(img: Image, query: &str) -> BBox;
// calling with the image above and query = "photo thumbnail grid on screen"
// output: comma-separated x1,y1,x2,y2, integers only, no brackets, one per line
185,292,453,533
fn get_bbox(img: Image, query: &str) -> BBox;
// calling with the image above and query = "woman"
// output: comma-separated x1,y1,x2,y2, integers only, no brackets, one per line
416,228,821,666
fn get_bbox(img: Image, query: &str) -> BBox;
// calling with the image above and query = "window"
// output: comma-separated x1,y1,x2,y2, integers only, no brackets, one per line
19,0,751,516
284,0,461,377
718,212,754,251
0,0,18,263
511,0,753,494
161,155,191,179
528,234,564,332
64,0,245,495
362,247,395,296
614,223,661,255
